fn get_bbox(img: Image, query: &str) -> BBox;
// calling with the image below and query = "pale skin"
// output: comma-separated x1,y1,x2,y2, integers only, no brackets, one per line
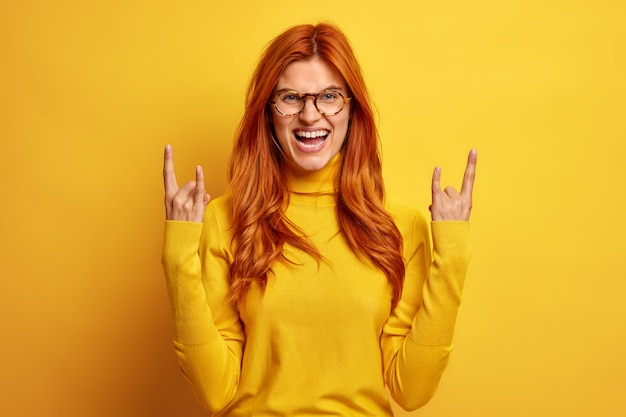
162,145,477,223
163,144,210,223
429,148,477,221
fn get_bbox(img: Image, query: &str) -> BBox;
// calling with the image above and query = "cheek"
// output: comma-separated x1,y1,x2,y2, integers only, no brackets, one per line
334,116,351,140
271,112,284,130
272,118,292,146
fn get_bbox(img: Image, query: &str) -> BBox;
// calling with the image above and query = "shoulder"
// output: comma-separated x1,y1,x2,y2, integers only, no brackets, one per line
207,193,231,215
385,195,428,236
202,193,233,235
385,195,431,257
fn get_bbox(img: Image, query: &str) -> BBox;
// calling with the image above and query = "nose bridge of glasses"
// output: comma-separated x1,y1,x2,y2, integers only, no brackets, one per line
300,93,320,112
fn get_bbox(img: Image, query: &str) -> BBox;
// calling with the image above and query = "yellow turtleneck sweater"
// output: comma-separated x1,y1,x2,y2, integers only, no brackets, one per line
162,156,471,416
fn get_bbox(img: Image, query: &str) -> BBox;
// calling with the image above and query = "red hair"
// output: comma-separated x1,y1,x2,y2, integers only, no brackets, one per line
227,23,405,308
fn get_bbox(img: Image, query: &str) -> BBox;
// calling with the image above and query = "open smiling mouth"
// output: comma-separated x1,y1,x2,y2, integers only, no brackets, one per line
294,130,330,149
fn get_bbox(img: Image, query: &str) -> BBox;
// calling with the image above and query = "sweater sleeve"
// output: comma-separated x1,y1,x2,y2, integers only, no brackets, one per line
381,211,471,411
161,202,244,412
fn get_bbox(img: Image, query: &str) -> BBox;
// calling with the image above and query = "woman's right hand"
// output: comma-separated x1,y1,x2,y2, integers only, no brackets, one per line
163,144,210,222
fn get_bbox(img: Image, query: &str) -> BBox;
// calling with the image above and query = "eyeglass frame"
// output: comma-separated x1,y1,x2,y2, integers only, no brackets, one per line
269,89,353,117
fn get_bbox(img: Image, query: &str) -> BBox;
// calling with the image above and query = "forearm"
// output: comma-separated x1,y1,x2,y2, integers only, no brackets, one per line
411,221,471,346
161,220,242,411
162,221,217,343
385,220,471,410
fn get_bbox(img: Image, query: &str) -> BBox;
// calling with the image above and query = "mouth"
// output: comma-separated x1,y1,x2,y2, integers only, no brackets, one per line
294,129,330,150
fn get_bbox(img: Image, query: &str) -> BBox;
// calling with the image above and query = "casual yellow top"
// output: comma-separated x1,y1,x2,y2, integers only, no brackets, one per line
162,156,471,416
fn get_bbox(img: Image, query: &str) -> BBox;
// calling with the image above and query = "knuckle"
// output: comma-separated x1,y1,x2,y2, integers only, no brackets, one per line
172,195,188,209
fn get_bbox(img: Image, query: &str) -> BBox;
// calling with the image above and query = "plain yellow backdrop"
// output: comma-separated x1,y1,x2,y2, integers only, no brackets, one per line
1,0,625,416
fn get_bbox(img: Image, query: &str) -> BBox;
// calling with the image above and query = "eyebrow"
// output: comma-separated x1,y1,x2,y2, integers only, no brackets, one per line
275,85,346,94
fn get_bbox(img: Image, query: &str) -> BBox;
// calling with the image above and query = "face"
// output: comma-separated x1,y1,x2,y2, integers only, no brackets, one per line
271,58,351,175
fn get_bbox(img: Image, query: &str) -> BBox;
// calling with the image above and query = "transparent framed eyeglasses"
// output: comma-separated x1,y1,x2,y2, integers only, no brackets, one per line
270,89,352,116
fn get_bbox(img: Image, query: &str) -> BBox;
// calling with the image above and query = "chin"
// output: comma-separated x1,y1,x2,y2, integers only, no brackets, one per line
291,156,331,173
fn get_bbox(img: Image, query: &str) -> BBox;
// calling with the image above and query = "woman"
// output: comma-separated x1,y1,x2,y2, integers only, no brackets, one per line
162,22,476,416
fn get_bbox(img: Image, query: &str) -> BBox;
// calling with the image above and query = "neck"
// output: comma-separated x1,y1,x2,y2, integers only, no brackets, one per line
286,153,342,195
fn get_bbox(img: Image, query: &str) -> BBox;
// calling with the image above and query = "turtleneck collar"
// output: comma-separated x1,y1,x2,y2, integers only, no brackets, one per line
286,152,342,198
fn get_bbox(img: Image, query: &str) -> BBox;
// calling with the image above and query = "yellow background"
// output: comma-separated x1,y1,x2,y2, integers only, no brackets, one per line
1,0,625,416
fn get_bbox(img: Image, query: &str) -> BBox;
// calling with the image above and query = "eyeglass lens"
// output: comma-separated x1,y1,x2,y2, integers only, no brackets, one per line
275,91,346,116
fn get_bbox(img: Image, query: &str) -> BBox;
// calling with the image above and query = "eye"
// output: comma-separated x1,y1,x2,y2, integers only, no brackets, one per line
318,91,340,102
279,92,301,104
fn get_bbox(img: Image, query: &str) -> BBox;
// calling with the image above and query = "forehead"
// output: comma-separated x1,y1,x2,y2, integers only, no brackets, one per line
276,58,346,92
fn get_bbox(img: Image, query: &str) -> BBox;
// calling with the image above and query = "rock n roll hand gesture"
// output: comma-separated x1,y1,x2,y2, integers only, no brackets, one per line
163,145,476,223
163,145,211,223
430,149,477,221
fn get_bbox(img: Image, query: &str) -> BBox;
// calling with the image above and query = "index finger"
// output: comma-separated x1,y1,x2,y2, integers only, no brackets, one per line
460,149,477,199
163,144,179,196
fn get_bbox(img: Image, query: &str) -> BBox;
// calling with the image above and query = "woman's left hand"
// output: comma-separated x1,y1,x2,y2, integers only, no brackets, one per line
430,149,477,221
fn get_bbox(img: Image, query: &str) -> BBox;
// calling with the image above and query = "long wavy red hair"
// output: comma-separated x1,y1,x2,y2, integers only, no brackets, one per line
227,23,405,308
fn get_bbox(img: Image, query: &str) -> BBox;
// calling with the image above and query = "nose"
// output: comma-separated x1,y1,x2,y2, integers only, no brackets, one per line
299,96,322,124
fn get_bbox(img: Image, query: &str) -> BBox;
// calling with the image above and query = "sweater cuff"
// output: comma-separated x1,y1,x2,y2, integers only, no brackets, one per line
431,221,471,260
163,220,204,257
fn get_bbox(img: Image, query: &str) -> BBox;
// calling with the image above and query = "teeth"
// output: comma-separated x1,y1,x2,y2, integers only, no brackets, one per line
295,130,328,139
